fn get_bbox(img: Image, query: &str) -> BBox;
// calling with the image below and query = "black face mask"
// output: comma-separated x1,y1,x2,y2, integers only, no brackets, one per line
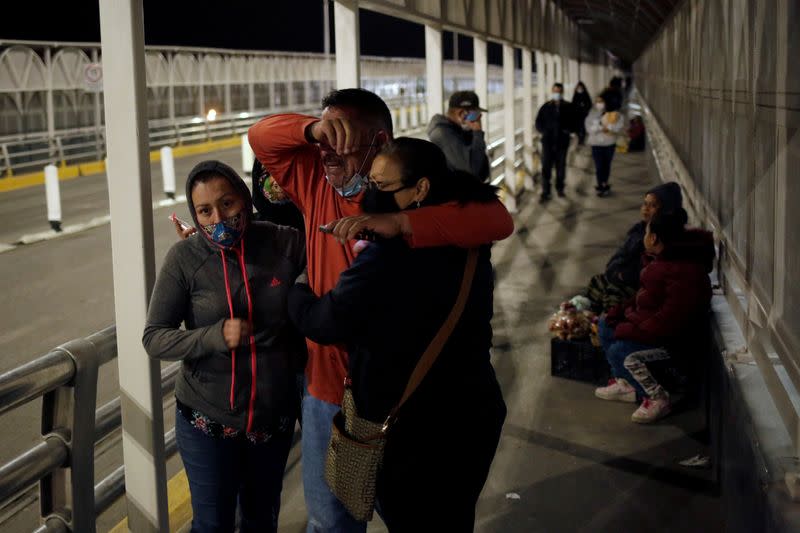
361,183,416,214
361,188,402,214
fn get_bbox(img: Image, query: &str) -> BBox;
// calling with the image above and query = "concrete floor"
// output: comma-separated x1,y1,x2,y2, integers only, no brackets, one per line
0,145,723,532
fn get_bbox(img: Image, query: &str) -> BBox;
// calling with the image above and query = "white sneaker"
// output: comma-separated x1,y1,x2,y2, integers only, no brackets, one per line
631,397,671,423
594,378,637,403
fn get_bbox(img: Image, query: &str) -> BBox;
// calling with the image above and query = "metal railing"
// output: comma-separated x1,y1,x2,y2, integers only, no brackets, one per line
0,94,428,177
0,327,180,533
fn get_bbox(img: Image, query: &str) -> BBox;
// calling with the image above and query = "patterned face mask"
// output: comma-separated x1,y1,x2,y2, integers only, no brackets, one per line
202,212,245,247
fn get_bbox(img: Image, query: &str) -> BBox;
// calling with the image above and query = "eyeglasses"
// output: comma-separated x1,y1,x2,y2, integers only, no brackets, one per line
366,179,410,193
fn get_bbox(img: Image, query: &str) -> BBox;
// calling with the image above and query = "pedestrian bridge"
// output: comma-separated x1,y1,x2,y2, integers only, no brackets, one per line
0,1,797,532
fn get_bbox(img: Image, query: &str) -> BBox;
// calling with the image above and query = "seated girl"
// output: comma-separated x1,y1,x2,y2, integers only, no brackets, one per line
594,208,715,423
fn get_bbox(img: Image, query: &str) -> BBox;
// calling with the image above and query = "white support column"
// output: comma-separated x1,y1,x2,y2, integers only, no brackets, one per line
91,49,103,160
98,1,169,532
544,53,554,95
522,48,534,190
502,44,516,210
167,52,175,122
554,54,563,84
224,59,232,113
248,57,255,112
535,49,546,109
425,24,444,122
44,47,55,150
199,57,205,117
474,37,488,135
334,0,360,88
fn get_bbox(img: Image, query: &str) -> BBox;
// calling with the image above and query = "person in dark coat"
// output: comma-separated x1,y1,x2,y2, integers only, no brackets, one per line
426,90,490,182
584,181,684,312
288,138,506,532
594,208,714,424
600,77,624,112
143,160,306,532
572,81,593,145
535,82,578,202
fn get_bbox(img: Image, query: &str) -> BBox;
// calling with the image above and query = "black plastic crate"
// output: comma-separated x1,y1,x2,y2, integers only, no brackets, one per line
550,337,610,385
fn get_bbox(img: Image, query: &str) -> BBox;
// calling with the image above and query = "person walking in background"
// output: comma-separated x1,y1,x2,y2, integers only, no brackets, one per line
600,77,624,112
427,90,490,182
585,95,624,197
535,83,577,202
143,161,306,532
572,81,593,145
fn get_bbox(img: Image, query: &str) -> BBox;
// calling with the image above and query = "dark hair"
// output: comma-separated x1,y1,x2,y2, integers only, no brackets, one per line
648,208,688,247
553,83,564,91
321,88,393,135
378,137,498,205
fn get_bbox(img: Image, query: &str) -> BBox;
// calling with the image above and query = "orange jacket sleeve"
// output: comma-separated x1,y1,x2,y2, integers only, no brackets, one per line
248,113,321,212
404,199,514,248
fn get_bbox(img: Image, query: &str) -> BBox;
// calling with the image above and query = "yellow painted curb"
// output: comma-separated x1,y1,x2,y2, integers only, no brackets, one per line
0,135,242,194
108,469,192,533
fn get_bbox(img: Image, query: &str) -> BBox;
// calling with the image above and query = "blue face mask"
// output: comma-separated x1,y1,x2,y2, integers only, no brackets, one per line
325,132,377,198
202,212,245,248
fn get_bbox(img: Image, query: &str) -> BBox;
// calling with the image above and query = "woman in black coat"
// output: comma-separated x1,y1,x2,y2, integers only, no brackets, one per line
572,81,593,144
288,138,507,532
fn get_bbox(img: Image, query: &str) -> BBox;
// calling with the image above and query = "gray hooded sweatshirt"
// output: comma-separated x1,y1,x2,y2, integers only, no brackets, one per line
427,114,490,182
142,160,306,431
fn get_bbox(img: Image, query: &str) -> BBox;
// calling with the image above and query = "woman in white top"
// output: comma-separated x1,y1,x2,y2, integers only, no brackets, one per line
585,95,625,197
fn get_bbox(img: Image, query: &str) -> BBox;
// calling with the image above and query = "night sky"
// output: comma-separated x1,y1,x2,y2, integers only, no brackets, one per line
5,0,506,65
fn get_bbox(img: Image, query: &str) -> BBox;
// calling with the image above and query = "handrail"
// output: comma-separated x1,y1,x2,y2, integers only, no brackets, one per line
0,95,427,175
0,328,181,532
0,437,68,504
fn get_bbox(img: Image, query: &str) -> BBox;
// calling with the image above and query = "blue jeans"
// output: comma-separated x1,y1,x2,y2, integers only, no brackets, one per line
598,317,656,398
301,388,367,533
591,144,616,187
175,409,294,533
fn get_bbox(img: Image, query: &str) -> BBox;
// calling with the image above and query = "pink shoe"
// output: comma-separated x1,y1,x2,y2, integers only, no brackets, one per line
631,397,671,423
594,378,637,403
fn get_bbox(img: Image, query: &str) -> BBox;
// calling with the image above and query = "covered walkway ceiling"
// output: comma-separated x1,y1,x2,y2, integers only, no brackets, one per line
557,0,680,63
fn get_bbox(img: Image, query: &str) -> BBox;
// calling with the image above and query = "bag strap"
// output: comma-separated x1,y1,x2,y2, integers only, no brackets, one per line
387,248,479,422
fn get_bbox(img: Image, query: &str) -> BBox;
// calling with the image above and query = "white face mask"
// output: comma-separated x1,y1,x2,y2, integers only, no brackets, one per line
595,103,605,111
552,93,562,101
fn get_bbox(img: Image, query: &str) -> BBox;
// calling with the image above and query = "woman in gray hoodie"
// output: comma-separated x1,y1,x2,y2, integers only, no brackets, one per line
143,160,305,533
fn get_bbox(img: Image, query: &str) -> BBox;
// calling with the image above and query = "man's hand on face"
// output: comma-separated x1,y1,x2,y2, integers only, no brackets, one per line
462,110,483,132
308,118,372,155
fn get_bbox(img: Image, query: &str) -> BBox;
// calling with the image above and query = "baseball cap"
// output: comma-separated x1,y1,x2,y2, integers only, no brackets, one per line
448,91,488,112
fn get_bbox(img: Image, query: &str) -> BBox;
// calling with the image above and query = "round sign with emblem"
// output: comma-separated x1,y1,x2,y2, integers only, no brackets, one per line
84,63,103,93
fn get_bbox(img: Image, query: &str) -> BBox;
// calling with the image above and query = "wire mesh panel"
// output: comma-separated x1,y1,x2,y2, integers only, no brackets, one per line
635,0,800,440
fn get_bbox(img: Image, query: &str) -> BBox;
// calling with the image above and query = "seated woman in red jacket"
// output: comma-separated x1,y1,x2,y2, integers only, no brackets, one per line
594,208,714,423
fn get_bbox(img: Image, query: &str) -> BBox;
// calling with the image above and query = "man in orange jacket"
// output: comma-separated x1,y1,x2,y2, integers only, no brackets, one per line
249,88,513,532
